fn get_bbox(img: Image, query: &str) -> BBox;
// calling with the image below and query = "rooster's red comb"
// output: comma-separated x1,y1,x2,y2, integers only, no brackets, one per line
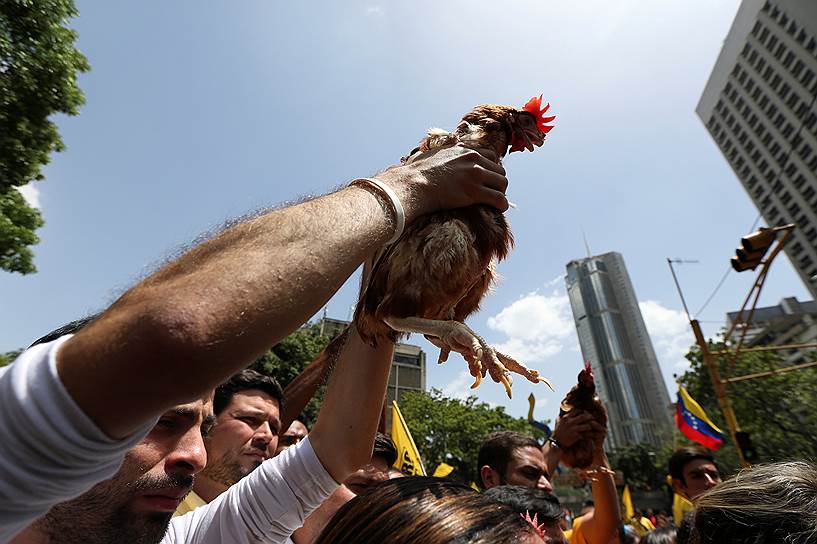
522,94,556,135
521,511,547,539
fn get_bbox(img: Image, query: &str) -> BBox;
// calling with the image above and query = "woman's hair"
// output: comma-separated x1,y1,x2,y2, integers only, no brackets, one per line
315,477,537,544
690,460,817,544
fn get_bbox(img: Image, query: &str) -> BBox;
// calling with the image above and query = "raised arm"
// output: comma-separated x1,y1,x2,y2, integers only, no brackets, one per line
57,145,509,439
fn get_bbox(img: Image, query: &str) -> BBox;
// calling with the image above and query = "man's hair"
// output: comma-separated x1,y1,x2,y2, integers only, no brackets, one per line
214,369,284,414
30,315,99,347
483,485,562,524
668,446,716,483
691,461,817,544
373,432,397,467
641,527,677,544
477,431,539,488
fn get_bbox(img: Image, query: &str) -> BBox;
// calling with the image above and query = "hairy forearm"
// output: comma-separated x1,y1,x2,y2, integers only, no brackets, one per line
59,186,393,438
309,327,394,482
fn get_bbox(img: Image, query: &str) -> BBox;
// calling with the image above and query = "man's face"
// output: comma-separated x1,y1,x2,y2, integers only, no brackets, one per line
675,459,722,500
504,446,553,492
342,454,390,495
200,389,281,487
275,419,308,455
37,397,215,544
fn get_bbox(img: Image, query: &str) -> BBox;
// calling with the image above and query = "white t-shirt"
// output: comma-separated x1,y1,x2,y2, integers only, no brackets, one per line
0,336,339,544
0,336,155,541
165,437,337,543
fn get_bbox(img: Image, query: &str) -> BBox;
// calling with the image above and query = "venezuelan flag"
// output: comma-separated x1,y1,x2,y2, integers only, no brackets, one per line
675,385,724,451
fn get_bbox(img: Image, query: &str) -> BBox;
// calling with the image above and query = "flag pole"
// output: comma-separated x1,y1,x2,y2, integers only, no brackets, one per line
689,319,748,467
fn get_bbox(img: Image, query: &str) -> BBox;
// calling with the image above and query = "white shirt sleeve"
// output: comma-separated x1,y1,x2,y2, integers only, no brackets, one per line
0,336,156,541
164,437,338,544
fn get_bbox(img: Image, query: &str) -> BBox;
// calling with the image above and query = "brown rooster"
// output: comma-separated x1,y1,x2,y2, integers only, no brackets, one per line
558,362,608,469
354,96,556,398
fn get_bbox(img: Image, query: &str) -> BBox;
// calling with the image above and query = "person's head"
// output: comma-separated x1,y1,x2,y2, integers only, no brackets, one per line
275,417,308,455
668,447,722,500
478,431,551,491
343,432,398,495
32,396,216,543
579,499,594,516
641,526,677,544
690,461,817,544
483,485,567,543
315,477,543,544
199,369,284,489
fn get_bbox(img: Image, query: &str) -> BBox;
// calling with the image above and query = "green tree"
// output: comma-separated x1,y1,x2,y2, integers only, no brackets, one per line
1,0,90,274
251,322,333,426
399,389,547,485
677,340,817,477
609,441,673,491
0,189,43,273
0,348,22,367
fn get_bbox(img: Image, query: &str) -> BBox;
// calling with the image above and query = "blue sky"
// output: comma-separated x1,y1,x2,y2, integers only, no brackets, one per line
2,0,811,421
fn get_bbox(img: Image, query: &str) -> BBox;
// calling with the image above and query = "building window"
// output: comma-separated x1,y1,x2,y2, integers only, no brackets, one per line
780,191,792,205
782,51,795,67
800,256,814,270
802,70,814,88
806,228,817,242
803,186,816,202
792,242,805,257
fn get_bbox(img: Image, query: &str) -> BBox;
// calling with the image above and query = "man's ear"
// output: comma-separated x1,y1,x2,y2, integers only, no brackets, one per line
671,478,688,498
480,465,501,489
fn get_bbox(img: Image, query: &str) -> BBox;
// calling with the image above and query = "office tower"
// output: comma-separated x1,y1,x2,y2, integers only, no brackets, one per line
697,0,817,299
565,252,673,449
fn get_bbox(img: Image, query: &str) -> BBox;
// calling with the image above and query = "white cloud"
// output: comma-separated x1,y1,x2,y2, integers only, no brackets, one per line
487,290,575,363
442,370,477,401
17,183,41,209
366,6,383,16
639,300,693,372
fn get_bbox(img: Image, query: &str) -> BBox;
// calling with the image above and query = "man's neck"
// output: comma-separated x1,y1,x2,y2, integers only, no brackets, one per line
193,476,229,503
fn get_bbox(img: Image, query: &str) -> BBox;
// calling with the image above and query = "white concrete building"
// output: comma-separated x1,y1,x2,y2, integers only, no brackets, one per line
697,0,817,299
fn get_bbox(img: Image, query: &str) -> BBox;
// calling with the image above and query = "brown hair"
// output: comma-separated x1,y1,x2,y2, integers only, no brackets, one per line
690,461,817,544
668,446,716,484
477,431,540,488
315,477,536,544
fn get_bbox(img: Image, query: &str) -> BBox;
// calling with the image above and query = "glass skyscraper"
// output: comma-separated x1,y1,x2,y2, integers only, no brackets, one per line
565,252,672,449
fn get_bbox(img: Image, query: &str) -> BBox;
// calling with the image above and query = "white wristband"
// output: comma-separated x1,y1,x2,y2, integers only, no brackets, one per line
350,177,406,244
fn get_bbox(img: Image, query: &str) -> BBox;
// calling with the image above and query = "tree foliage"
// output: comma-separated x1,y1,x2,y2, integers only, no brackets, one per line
677,340,817,477
250,322,333,426
399,389,547,485
0,0,89,273
0,188,43,273
0,348,22,368
609,441,674,491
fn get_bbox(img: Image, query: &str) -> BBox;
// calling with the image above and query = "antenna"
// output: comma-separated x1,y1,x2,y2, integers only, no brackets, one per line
581,229,592,258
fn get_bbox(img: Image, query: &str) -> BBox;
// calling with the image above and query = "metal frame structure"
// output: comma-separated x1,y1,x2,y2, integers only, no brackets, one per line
669,224,817,467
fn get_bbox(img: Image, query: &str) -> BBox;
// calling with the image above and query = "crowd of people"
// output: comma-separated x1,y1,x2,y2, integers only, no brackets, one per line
2,149,817,543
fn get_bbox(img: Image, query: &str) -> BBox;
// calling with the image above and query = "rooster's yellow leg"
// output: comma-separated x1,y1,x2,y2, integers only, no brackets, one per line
496,351,555,392
383,317,511,396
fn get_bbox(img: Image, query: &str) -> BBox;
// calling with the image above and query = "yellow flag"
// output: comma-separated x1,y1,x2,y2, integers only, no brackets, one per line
391,400,426,476
470,481,480,491
672,492,694,525
432,462,454,478
622,485,635,520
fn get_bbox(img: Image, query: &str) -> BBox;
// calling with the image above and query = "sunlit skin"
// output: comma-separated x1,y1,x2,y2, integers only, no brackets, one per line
343,455,390,496
481,446,553,492
195,389,281,502
673,459,722,500
275,419,308,456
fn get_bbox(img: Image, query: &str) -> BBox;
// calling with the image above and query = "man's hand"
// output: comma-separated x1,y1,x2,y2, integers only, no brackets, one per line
375,145,509,222
552,410,604,449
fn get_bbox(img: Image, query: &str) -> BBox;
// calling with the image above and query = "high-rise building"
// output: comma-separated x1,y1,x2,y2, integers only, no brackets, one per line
726,296,817,365
697,0,817,299
565,252,673,449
